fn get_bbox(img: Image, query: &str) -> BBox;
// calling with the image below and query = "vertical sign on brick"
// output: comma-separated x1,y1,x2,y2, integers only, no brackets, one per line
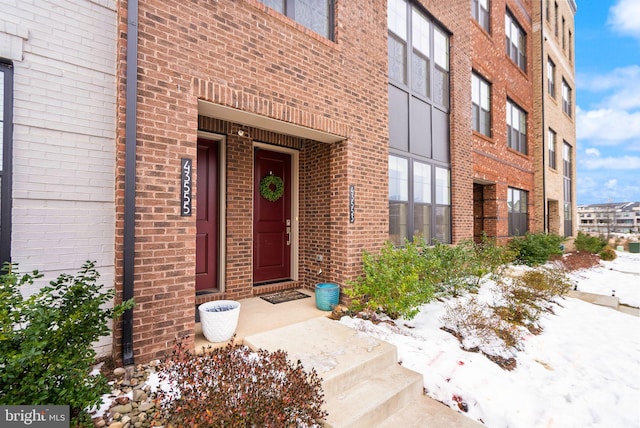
349,184,355,223
181,158,192,216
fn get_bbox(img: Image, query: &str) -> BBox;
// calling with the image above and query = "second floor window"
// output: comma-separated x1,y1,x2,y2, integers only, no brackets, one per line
507,99,527,155
547,58,555,97
562,79,572,117
548,128,557,169
505,11,526,71
472,72,491,136
472,0,490,32
260,0,334,40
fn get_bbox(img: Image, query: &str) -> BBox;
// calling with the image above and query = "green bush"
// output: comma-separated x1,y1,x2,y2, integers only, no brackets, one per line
158,340,327,427
599,246,617,261
575,231,607,254
0,262,134,426
508,233,565,266
345,240,436,320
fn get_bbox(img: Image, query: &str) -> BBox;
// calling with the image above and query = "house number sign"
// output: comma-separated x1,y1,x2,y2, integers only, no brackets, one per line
349,184,355,224
181,158,192,216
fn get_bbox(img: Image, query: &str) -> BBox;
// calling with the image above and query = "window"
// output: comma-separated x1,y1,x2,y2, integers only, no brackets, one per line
563,142,573,236
472,72,491,136
507,99,527,154
388,0,451,245
0,62,12,266
472,0,490,32
562,79,572,117
259,0,334,40
389,0,450,108
546,0,550,22
548,128,557,169
554,2,558,36
389,155,451,245
547,58,555,97
505,11,526,71
508,187,528,236
562,17,565,50
568,30,573,61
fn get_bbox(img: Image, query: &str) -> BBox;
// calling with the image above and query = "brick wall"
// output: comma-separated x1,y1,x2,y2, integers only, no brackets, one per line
532,0,577,235
115,0,394,363
472,0,536,241
2,0,117,357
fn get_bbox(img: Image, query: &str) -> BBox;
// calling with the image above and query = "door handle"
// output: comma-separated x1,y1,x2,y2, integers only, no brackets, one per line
286,226,291,246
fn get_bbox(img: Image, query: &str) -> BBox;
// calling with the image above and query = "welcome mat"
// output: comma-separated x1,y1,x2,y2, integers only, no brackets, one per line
260,289,311,305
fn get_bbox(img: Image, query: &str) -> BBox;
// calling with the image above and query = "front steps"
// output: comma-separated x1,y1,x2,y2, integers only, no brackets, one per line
243,317,482,427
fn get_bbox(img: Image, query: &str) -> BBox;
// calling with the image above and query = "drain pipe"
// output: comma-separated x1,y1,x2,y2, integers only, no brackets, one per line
540,0,547,233
122,0,139,367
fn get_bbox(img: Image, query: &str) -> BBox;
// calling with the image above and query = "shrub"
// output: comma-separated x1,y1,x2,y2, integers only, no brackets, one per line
345,240,436,320
0,262,134,426
424,241,481,297
574,231,607,254
493,266,570,329
158,340,327,427
508,233,565,266
599,246,617,261
441,297,523,355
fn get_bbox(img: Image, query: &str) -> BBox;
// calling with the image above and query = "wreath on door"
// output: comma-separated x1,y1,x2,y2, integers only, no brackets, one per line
259,174,284,202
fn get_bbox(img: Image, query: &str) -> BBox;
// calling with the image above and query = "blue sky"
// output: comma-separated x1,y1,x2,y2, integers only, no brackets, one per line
575,0,640,204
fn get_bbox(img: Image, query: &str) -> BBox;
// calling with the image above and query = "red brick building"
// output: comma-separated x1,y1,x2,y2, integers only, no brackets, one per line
113,0,543,364
471,0,536,241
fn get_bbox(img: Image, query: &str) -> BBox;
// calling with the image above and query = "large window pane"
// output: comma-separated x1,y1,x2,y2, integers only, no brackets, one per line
433,27,449,107
259,0,333,40
389,155,408,201
413,162,431,202
435,205,451,243
414,203,431,242
295,0,331,39
389,35,407,84
390,202,408,246
411,9,430,96
388,0,407,40
435,167,450,205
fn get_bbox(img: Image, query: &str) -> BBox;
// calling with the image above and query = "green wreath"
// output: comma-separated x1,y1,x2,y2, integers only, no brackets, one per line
259,174,284,202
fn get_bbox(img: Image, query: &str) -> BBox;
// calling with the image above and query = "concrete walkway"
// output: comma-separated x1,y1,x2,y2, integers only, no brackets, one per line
195,289,483,426
567,290,639,316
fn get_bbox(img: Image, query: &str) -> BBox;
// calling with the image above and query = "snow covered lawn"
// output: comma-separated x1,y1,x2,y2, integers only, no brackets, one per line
339,251,640,428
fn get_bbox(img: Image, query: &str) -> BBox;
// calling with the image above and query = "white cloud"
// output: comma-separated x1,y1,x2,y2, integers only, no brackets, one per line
608,0,640,40
581,155,640,170
576,106,640,143
585,148,601,157
605,179,618,189
577,66,640,110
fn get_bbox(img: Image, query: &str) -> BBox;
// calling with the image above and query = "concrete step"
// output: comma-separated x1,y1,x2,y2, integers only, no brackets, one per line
323,363,423,428
244,317,484,428
244,317,398,397
378,396,485,428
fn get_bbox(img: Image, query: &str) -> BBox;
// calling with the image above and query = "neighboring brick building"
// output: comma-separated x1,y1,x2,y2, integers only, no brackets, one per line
533,0,578,237
471,0,536,241
1,0,576,365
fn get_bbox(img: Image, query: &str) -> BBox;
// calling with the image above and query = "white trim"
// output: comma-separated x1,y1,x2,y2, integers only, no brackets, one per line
253,142,299,282
197,130,227,292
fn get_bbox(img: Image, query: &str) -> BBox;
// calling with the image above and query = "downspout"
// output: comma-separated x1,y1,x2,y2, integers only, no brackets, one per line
540,0,547,233
122,0,138,367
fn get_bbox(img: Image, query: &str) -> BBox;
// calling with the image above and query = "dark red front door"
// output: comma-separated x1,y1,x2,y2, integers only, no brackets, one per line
196,138,219,291
253,148,292,284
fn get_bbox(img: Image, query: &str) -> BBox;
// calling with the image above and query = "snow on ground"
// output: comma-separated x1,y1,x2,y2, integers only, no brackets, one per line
567,251,640,307
340,252,640,428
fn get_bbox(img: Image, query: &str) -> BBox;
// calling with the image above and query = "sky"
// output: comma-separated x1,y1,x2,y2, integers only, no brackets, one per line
575,0,640,205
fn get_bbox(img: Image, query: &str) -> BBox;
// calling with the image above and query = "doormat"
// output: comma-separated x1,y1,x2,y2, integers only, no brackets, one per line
260,290,311,305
